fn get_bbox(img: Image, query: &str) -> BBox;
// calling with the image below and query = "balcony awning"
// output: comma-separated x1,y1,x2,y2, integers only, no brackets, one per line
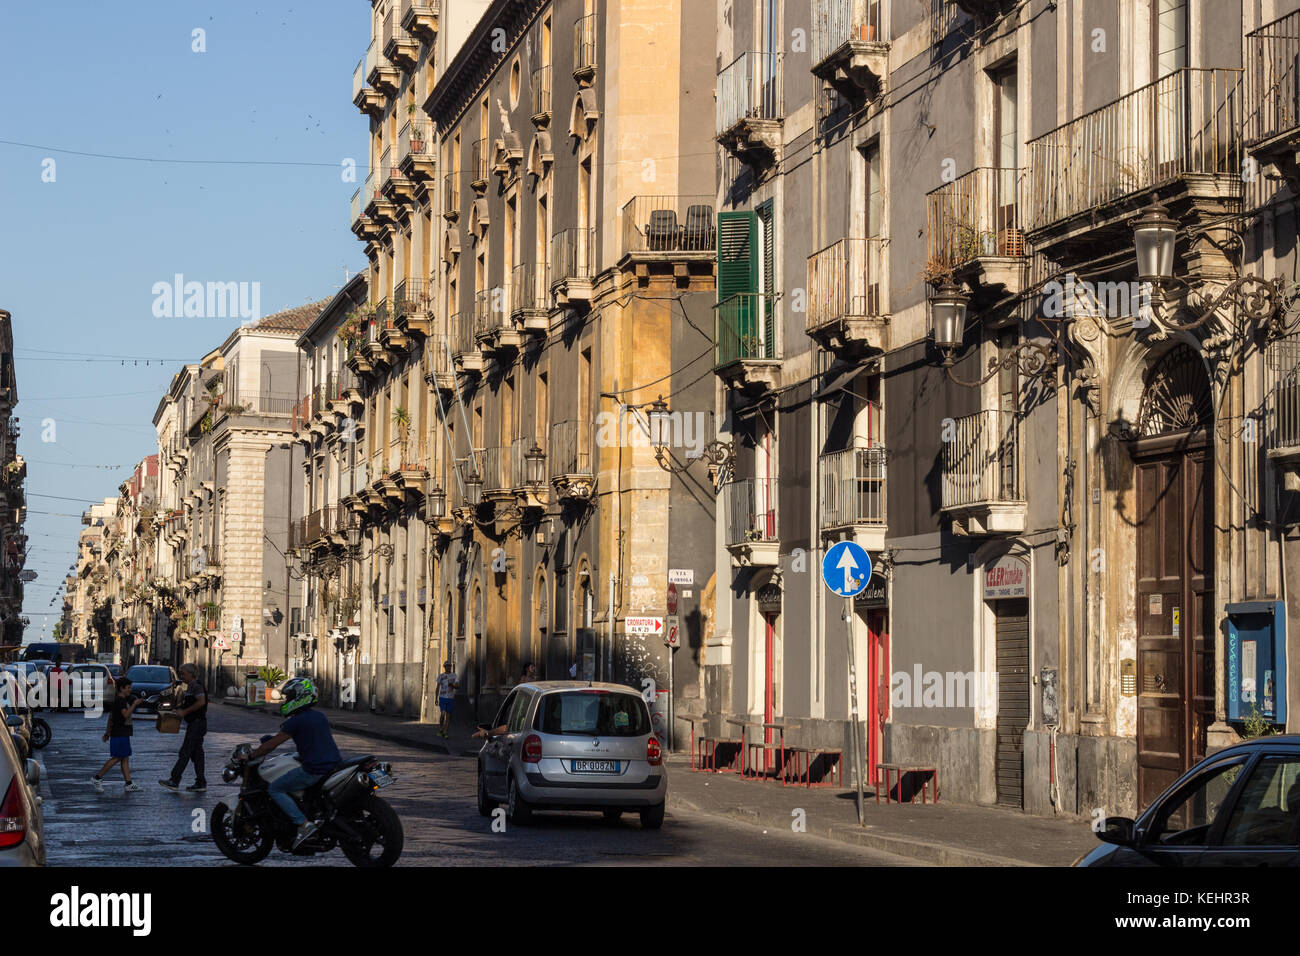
811,361,868,401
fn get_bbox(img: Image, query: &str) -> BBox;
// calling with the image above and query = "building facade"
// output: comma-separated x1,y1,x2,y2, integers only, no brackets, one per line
0,309,26,646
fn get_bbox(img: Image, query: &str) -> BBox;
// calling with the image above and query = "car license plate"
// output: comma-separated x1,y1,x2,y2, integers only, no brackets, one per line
572,759,619,773
368,769,394,788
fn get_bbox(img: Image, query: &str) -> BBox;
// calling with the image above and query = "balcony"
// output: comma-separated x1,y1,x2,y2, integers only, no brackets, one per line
353,44,384,116
550,420,596,502
390,437,430,500
531,66,552,127
1266,337,1300,488
573,13,597,85
475,288,521,353
362,301,399,367
549,227,595,306
450,311,484,374
470,139,490,193
398,120,435,183
342,462,371,515
620,196,716,278
950,0,1017,21
363,169,396,225
714,293,780,396
377,298,411,354
382,8,419,71
443,172,461,222
324,368,363,416
1025,68,1242,262
345,326,375,379
511,263,549,332
722,478,780,567
940,409,1026,537
717,52,784,164
926,167,1028,295
810,0,889,102
424,333,456,393
350,188,379,241
366,42,400,96
1246,11,1300,190
393,277,434,337
819,444,887,552
806,238,889,354
380,146,415,206
401,0,440,41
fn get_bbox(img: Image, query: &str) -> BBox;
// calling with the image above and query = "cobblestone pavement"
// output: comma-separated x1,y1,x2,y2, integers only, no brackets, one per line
36,706,915,867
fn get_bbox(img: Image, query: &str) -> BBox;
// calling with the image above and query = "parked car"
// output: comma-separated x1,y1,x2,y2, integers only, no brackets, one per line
475,681,667,828
106,664,123,681
65,663,115,710
1077,735,1300,866
123,665,178,713
0,722,44,867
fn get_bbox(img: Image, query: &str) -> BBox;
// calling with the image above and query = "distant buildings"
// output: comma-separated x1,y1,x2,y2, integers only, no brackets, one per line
0,309,25,646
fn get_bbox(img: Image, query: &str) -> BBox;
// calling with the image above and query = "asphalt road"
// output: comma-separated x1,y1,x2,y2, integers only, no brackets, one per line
34,706,913,867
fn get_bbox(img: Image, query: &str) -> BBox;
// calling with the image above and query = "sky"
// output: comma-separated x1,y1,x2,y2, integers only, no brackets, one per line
0,1,372,632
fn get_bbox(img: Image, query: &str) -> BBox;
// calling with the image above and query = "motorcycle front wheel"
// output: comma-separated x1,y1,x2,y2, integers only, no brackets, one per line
212,802,274,865
340,795,404,868
28,719,50,750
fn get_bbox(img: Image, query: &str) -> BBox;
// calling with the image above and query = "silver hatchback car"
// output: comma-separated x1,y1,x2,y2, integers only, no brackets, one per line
476,681,667,828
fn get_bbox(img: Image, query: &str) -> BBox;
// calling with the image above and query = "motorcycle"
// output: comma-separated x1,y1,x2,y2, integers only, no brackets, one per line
212,739,404,867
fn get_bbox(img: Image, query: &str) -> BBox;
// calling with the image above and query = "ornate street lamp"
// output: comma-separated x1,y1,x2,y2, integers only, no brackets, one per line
1132,202,1178,286
524,443,546,488
346,525,362,551
424,484,446,521
647,394,735,483
463,467,483,507
928,282,970,366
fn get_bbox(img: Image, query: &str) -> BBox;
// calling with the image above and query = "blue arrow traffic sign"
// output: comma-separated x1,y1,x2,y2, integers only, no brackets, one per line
822,540,872,598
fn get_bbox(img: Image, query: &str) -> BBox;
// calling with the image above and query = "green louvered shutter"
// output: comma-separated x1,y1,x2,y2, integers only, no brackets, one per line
717,211,758,361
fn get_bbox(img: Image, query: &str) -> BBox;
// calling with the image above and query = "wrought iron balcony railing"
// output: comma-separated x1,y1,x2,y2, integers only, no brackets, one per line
549,420,593,478
806,237,886,329
926,167,1026,271
811,0,889,66
940,409,1023,509
819,445,887,529
722,477,778,548
715,293,778,367
1246,11,1300,148
1025,68,1242,233
621,196,716,256
717,51,784,136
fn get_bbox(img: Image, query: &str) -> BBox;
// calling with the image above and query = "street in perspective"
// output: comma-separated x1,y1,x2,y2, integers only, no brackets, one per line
2,0,1298,935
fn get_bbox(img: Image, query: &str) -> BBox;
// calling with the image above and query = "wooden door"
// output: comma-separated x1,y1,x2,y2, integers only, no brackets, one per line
995,598,1030,808
1135,442,1213,809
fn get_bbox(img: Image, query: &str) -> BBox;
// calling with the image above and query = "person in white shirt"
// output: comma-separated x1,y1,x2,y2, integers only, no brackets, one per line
435,661,459,738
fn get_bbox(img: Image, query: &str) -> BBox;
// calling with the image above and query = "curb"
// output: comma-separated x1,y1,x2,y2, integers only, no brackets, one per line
666,793,1039,868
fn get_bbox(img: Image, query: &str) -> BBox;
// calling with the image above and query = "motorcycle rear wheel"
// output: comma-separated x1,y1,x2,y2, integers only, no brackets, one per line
212,802,274,865
29,719,50,750
340,795,404,868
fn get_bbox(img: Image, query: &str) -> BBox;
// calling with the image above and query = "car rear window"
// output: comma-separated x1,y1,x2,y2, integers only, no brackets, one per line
535,691,649,737
126,667,171,682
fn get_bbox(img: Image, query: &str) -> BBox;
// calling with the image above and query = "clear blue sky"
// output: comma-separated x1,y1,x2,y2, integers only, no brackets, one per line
0,1,371,629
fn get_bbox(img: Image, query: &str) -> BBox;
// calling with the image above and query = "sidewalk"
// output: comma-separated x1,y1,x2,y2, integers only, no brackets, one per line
220,698,1098,866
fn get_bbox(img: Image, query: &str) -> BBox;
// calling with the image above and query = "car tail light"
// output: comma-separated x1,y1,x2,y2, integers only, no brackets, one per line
0,779,27,849
522,734,543,763
647,736,662,767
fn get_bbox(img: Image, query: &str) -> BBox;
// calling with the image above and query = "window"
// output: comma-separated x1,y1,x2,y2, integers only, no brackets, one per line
1219,756,1300,847
493,690,518,729
865,145,883,239
535,691,650,736
1154,0,1187,79
507,690,533,732
1147,757,1248,845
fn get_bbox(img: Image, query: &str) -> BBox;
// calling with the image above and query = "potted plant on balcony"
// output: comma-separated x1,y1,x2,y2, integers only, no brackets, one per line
392,405,412,453
200,600,219,630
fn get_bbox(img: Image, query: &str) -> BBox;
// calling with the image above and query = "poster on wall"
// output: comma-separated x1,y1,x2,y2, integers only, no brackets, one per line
983,556,1028,600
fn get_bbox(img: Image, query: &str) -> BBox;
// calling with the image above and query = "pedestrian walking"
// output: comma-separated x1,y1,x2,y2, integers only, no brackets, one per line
159,663,208,793
92,677,142,793
435,660,458,738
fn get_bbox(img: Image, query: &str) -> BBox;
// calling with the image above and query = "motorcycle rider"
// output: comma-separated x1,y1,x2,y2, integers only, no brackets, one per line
243,677,342,848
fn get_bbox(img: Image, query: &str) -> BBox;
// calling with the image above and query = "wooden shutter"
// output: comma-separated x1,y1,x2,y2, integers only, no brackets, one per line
717,211,758,300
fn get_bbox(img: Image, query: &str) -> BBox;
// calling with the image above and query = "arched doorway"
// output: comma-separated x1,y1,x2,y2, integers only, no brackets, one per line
1132,344,1215,808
